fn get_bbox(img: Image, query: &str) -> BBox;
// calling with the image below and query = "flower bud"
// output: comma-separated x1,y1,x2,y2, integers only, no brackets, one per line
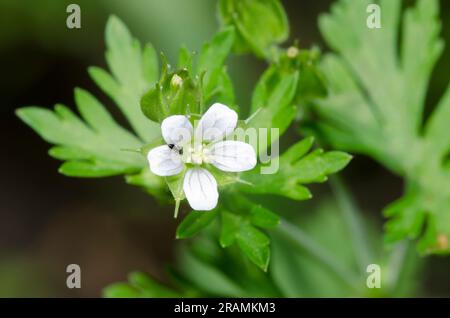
170,74,183,88
287,46,299,58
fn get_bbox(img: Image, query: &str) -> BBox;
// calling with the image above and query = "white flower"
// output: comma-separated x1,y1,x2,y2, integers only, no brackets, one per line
147,103,257,211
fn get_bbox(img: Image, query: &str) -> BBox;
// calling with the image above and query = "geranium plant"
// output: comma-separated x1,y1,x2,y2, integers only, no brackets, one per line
16,0,450,297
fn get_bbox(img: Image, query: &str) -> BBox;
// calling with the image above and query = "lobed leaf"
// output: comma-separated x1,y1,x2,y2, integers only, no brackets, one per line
98,15,161,141
17,93,145,178
239,137,352,200
309,0,450,253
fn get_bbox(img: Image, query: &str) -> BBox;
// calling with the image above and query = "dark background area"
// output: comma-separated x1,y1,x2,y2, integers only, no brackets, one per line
1,0,449,296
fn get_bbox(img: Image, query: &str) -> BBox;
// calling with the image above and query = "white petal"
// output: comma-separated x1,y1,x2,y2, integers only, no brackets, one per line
147,145,184,176
183,168,218,211
161,115,193,146
195,103,237,142
209,141,257,172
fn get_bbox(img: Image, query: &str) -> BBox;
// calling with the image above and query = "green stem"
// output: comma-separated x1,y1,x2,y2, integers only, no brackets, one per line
275,218,361,291
174,199,181,218
330,175,373,274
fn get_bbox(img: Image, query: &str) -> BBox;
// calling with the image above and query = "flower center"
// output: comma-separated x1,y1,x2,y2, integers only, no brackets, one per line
183,143,212,165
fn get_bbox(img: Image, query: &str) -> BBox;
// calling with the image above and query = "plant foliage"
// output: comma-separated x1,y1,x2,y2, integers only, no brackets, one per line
307,0,450,254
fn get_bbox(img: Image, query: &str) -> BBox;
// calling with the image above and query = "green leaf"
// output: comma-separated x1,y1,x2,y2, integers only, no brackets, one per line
383,190,426,244
59,160,136,178
17,98,145,178
218,0,288,58
142,44,159,84
48,146,91,161
177,46,193,73
98,15,160,141
239,137,352,200
196,27,235,105
219,201,275,270
197,27,235,74
176,211,218,239
309,0,450,253
220,211,242,247
74,88,142,146
248,65,299,154
237,224,270,271
424,85,450,155
249,205,280,229
293,150,352,183
16,16,170,198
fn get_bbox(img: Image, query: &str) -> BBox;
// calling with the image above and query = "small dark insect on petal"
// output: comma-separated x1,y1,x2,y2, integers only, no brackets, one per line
168,143,183,155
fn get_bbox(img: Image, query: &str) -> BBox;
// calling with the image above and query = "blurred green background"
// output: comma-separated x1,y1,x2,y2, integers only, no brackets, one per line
1,0,450,297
